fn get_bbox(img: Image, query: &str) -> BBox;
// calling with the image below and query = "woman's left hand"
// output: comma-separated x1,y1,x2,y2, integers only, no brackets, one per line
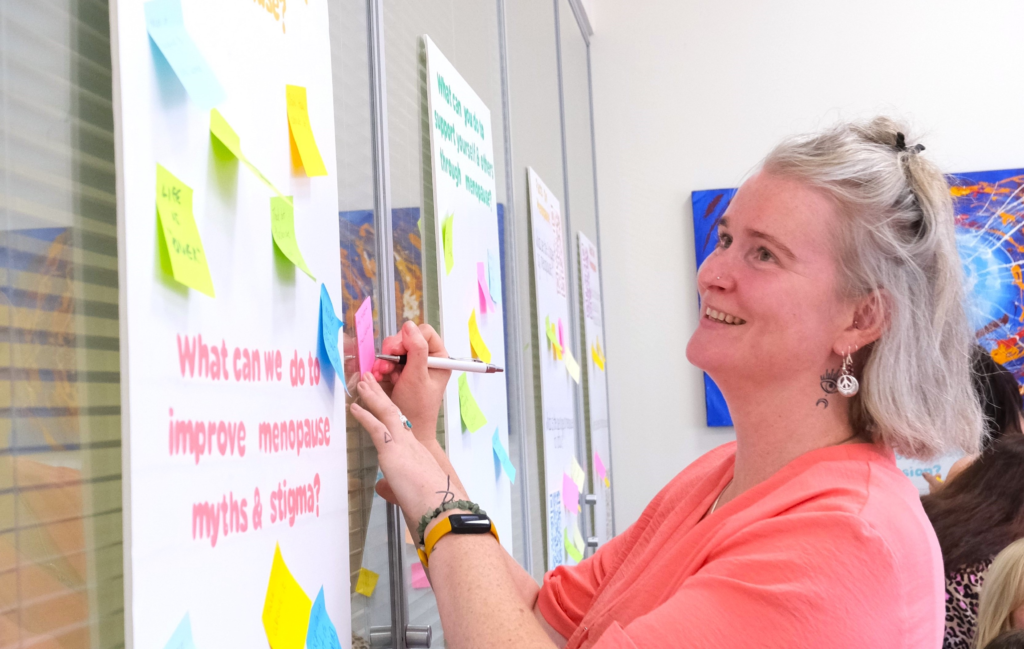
350,372,469,540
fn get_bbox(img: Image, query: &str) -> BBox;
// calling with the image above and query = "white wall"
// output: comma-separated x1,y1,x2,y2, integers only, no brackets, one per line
590,0,1024,529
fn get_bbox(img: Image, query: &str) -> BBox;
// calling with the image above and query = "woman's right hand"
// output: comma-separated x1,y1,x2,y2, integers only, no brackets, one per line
372,321,452,445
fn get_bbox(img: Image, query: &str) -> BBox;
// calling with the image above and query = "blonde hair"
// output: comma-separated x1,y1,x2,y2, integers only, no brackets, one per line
763,117,983,458
976,538,1024,647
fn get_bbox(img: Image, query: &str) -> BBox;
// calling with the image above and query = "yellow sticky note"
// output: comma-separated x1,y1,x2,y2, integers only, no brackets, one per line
592,343,605,371
355,567,379,597
286,85,328,177
604,476,611,488
468,309,491,363
442,213,454,275
458,373,488,433
156,164,215,297
570,457,586,491
270,196,315,280
210,109,244,160
564,348,581,383
545,317,562,360
262,544,313,649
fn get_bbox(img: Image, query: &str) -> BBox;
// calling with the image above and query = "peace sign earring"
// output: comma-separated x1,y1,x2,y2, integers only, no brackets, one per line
837,350,859,397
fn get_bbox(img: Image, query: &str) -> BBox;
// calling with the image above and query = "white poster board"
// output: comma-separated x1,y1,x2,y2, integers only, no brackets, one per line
528,168,581,569
111,0,350,646
424,36,513,554
579,233,614,544
897,454,963,495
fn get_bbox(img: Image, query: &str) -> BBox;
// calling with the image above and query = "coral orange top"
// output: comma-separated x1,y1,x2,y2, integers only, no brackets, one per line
539,442,944,648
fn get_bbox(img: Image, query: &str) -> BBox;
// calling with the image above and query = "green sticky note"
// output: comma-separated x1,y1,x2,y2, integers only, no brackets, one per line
564,527,583,562
270,196,315,280
458,373,487,433
156,164,215,297
210,108,244,160
442,213,454,275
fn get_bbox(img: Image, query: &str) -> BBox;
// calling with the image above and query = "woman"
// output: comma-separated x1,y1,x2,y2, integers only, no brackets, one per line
923,433,1024,648
976,538,1024,647
350,118,983,648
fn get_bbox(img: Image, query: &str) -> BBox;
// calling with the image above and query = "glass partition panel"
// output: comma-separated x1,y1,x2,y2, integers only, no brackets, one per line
505,0,566,582
382,0,514,643
558,0,605,545
329,2,391,646
0,0,124,646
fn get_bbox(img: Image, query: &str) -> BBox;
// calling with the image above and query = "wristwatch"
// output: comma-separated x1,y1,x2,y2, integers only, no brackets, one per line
417,513,500,568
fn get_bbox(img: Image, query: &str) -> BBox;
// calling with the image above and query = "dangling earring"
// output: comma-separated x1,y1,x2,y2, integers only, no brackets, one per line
837,350,859,397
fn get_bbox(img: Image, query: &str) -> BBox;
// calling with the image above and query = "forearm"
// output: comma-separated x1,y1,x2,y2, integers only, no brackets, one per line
427,533,556,649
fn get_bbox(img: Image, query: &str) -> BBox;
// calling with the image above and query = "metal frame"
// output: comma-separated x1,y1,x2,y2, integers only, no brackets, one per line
497,0,534,576
583,12,614,537
552,0,594,548
366,1,407,647
566,0,594,44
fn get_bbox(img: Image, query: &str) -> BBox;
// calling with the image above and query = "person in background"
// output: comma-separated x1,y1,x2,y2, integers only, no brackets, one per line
923,433,1024,649
923,347,1023,492
976,538,1024,648
350,118,982,648
983,631,1024,649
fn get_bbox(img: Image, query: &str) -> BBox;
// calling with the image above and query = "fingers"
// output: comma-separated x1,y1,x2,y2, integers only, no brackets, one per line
356,373,407,438
374,478,399,504
402,322,431,376
349,402,391,450
417,323,449,358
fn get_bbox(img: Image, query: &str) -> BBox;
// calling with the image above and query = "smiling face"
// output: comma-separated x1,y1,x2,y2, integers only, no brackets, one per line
686,171,858,392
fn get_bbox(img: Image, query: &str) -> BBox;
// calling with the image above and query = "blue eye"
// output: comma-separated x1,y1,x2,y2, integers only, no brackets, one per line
757,247,774,262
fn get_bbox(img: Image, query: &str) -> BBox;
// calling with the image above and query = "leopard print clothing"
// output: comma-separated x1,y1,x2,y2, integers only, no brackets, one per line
943,559,992,649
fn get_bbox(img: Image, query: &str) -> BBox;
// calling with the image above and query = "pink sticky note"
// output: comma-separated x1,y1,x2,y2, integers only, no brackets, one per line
562,472,579,512
411,562,430,589
477,262,493,313
558,318,565,349
595,452,606,481
355,297,375,377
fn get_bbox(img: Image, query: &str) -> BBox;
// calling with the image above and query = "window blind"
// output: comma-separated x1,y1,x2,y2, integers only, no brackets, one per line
0,1,123,647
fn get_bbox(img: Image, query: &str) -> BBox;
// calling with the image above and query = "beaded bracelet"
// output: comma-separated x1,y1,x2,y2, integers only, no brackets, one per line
416,500,485,545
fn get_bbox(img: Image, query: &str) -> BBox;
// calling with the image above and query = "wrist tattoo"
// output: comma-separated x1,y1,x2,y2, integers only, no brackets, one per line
436,475,455,505
817,368,839,409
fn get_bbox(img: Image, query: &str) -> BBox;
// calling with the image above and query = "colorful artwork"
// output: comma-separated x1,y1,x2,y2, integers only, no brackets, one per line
339,208,425,331
690,188,738,427
951,168,1024,380
691,168,1024,428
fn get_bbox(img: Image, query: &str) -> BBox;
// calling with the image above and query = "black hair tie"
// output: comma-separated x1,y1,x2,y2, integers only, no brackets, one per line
895,131,925,154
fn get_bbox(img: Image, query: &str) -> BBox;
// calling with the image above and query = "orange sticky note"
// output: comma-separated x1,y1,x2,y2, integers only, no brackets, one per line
468,309,491,363
286,85,328,177
262,545,312,649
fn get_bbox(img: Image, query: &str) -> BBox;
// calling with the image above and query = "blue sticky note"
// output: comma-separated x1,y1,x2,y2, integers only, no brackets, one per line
145,0,226,109
487,249,502,305
319,284,345,374
164,613,196,649
306,587,342,649
492,428,516,484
